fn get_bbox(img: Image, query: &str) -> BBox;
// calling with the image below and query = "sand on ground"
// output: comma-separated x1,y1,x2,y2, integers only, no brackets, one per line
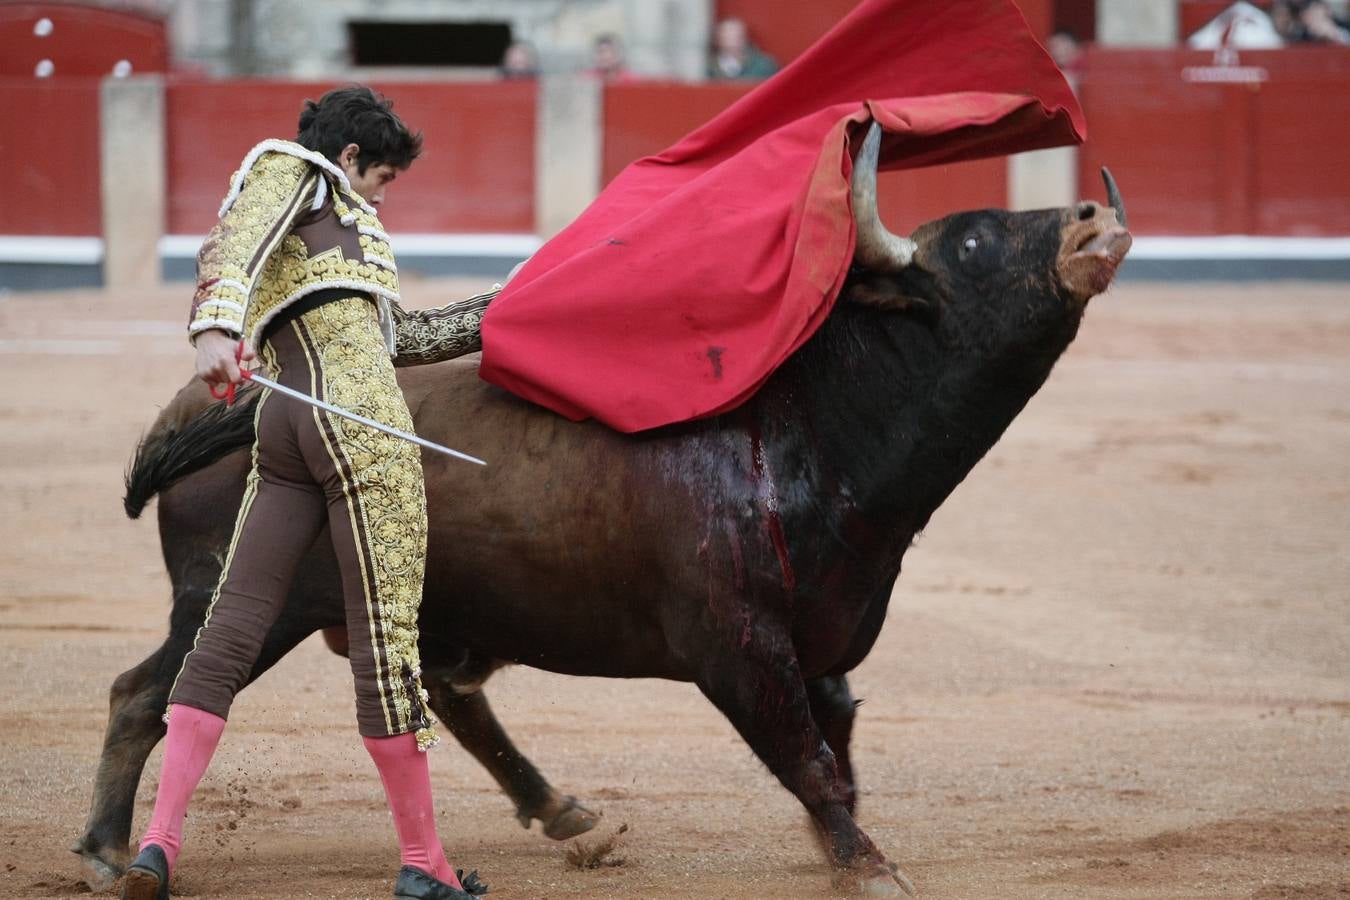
1,277,1347,899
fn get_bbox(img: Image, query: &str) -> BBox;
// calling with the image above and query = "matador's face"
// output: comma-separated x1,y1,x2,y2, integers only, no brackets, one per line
344,160,398,209
337,142,399,208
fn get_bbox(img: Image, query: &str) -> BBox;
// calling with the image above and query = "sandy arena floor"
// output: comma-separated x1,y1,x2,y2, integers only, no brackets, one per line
1,276,1347,899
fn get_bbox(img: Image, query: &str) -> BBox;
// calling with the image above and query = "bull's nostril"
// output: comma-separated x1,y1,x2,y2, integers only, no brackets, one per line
1077,202,1096,221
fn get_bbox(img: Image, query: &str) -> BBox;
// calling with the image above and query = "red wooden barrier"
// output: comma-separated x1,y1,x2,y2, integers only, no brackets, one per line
7,51,1350,243
165,79,536,235
602,81,753,185
1077,47,1350,236
0,2,167,79
0,78,101,235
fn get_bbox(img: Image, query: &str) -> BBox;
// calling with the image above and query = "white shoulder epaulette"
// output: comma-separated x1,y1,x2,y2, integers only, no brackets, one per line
217,139,378,219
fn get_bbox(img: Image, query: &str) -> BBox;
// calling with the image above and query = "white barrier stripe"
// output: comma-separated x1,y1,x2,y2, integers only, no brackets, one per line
159,233,544,258
1129,237,1350,260
6,235,1346,267
0,338,123,355
0,237,103,264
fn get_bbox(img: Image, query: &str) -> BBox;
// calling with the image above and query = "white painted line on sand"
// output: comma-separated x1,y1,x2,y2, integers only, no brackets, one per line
0,339,123,355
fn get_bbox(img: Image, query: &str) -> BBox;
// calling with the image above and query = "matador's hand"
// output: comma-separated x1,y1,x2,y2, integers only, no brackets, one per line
195,329,255,391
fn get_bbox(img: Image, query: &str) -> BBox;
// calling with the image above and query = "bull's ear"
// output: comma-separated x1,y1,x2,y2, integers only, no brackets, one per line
841,272,935,315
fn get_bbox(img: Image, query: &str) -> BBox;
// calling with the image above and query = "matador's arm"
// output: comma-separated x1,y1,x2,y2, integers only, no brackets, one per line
187,150,321,343
390,287,498,367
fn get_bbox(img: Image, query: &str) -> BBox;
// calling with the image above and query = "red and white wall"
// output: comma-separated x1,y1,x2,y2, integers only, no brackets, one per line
4,1,1349,288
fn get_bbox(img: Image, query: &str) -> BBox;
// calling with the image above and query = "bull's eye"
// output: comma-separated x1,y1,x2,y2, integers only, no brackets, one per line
960,235,979,258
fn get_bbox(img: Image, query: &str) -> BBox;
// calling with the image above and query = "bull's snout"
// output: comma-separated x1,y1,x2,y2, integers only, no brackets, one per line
1058,201,1132,302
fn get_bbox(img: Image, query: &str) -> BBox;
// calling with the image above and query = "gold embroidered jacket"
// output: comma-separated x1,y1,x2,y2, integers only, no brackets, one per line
187,139,494,363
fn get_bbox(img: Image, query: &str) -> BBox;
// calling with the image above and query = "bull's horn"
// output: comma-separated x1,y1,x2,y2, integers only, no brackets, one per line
1101,167,1128,229
852,121,916,270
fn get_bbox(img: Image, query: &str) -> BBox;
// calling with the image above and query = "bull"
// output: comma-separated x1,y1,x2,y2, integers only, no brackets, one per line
75,124,1131,897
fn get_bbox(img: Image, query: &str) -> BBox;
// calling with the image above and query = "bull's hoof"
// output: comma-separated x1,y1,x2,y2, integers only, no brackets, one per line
542,795,602,841
516,795,602,841
70,839,126,892
832,861,916,898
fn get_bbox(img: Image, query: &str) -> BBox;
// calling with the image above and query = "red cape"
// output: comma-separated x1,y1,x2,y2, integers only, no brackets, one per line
479,0,1085,433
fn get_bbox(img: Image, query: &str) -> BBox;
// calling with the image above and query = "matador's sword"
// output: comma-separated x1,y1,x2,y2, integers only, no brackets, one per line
212,369,487,467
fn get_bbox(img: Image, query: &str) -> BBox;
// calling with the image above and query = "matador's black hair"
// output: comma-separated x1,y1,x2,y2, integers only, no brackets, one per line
295,84,423,173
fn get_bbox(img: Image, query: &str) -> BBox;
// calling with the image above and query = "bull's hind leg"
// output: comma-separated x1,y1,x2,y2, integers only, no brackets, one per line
73,585,328,890
694,631,914,897
421,658,600,840
71,626,186,890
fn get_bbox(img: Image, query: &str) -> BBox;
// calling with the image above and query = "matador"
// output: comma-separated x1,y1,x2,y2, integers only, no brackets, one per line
122,86,490,900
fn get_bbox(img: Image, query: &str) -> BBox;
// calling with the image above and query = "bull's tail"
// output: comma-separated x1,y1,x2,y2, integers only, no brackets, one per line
124,389,260,519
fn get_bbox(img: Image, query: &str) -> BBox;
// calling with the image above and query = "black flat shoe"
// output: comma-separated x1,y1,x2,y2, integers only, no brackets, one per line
121,844,170,900
394,866,488,899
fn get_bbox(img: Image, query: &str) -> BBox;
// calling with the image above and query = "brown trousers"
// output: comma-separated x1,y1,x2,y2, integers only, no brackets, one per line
169,296,437,745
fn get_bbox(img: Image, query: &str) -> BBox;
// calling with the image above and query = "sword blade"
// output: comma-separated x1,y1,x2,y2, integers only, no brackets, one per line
246,372,487,466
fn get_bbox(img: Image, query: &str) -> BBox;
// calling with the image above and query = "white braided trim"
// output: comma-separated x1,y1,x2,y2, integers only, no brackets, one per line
377,295,396,354
209,278,249,298
339,212,357,226
189,317,243,336
199,298,245,316
357,224,392,243
218,140,374,218
243,281,401,356
364,252,397,273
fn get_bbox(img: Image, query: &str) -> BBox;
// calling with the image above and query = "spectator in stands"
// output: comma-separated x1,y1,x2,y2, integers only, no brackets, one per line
1270,0,1308,41
707,17,779,80
1298,0,1350,42
587,33,637,83
1187,1,1285,48
499,40,539,79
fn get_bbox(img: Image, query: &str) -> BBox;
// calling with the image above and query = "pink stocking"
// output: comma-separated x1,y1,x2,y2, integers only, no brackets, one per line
363,733,461,889
138,704,227,871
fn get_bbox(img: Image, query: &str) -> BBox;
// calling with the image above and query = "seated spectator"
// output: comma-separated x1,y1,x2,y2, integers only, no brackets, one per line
1186,0,1284,48
707,17,779,80
499,40,539,79
1270,0,1308,41
586,33,637,83
1298,0,1350,42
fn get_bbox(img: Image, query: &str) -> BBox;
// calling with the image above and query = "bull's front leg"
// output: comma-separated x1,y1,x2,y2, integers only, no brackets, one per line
421,658,600,840
693,624,914,897
806,674,860,814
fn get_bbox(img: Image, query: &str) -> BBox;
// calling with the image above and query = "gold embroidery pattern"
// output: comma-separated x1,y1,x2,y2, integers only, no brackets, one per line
392,289,498,366
243,195,401,354
189,152,315,340
297,297,438,749
188,142,403,354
